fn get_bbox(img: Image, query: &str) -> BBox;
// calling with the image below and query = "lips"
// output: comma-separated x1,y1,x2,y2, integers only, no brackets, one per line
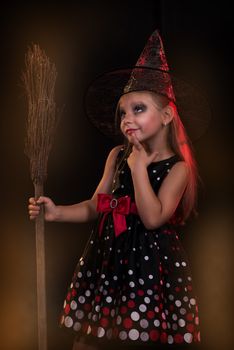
125,128,139,134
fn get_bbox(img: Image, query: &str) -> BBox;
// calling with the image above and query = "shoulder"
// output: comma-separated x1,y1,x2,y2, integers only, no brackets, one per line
104,145,124,169
167,160,189,183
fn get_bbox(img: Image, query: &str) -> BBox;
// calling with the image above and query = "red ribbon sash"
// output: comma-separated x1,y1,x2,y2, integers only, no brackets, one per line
96,194,138,237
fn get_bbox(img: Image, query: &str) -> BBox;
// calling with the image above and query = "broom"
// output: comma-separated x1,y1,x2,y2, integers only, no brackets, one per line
23,44,58,350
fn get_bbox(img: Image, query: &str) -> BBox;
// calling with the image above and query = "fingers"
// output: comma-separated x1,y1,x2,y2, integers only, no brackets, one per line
129,132,142,151
28,196,44,220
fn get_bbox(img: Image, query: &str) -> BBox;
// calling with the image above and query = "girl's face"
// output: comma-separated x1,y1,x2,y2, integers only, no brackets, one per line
119,91,165,145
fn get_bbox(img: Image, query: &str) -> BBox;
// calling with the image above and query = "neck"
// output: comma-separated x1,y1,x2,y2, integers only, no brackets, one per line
142,134,174,162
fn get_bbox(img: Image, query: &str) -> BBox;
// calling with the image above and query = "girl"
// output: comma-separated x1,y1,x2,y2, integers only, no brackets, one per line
28,30,207,349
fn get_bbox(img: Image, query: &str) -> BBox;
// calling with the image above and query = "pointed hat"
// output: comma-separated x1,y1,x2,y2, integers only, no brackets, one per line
84,29,210,141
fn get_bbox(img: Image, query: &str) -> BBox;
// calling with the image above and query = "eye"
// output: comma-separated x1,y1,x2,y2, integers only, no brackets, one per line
134,104,146,114
119,108,126,119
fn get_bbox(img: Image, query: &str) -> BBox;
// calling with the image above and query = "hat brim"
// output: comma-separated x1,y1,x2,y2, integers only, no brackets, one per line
84,67,211,142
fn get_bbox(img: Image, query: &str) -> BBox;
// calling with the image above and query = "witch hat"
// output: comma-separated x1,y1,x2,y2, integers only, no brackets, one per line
84,29,211,141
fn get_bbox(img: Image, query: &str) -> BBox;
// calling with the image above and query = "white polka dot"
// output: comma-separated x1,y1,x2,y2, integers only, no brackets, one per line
161,312,166,320
144,256,149,261
129,329,139,340
129,281,135,288
147,289,153,295
154,319,160,327
175,300,182,307
188,276,192,281
178,277,183,283
140,319,149,329
87,270,92,277
180,308,186,315
157,177,160,181
154,306,159,313
106,329,113,339
77,272,82,278
184,332,193,343
144,297,150,304
128,269,133,275
130,292,136,299
116,315,122,325
183,296,189,302
153,169,157,173
106,296,112,303
111,309,115,317
172,313,178,321
64,316,73,328
139,304,147,312
131,311,140,321
119,331,127,340
148,274,153,279
70,300,77,310
190,298,196,305
140,332,149,341
168,335,174,344
178,318,186,327
92,314,98,321
101,274,105,279
78,296,85,304
172,323,178,330
113,275,118,280
105,280,109,286
164,256,168,260
166,282,170,288
75,310,84,319
139,278,144,285
73,322,81,331
182,261,187,267
97,327,105,338
95,305,100,312
80,260,84,266
87,325,92,334
122,295,127,302
85,290,91,297
175,262,180,267
169,294,174,301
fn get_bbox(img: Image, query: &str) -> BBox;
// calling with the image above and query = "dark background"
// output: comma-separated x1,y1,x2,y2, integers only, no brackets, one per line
0,1,233,349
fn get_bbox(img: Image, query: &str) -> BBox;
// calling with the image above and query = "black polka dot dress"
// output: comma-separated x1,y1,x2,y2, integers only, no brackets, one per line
59,151,201,347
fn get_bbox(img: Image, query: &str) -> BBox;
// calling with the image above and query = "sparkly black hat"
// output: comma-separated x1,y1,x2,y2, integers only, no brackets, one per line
84,29,211,141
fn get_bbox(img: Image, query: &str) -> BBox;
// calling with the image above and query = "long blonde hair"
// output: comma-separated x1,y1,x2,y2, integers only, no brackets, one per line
115,91,199,224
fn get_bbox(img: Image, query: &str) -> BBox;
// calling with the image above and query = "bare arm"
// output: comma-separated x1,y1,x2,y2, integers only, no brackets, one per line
28,145,123,223
131,161,188,229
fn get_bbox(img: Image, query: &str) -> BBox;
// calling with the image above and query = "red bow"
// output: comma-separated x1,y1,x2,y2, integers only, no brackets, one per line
96,194,138,237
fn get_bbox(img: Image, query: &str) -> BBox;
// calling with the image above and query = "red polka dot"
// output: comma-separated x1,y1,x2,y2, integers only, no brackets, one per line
127,300,135,308
102,307,110,316
186,313,194,321
174,333,184,343
186,323,195,332
120,306,127,314
84,303,91,311
109,288,114,294
95,295,101,302
160,332,168,343
188,285,193,291
64,304,70,314
71,289,77,297
149,330,159,341
82,322,89,332
113,327,119,338
66,292,71,301
159,303,163,310
91,326,98,336
137,290,144,296
100,318,109,327
147,310,155,319
123,318,133,329
175,286,181,292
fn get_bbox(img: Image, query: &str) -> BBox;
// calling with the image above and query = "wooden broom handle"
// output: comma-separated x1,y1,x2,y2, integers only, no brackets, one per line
34,183,47,350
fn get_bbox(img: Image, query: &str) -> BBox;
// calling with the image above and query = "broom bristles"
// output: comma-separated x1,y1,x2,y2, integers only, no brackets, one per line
23,44,57,184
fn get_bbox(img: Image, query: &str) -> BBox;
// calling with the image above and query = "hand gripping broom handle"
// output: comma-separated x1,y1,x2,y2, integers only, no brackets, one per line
34,182,47,350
